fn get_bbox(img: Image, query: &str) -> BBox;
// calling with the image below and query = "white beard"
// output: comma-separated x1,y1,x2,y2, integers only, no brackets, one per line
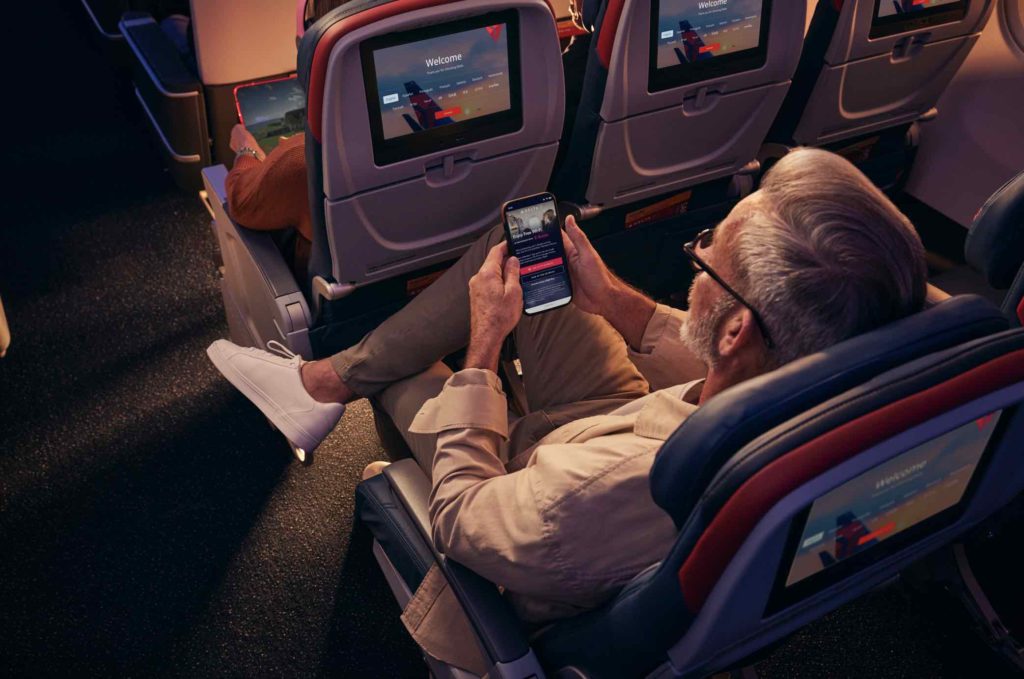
679,292,737,370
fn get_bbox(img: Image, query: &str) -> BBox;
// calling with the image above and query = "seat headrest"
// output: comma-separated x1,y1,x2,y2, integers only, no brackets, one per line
651,295,1008,527
965,170,1024,290
578,0,601,28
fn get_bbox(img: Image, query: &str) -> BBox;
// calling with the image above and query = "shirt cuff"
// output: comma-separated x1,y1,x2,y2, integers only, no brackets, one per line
409,368,509,438
628,303,684,357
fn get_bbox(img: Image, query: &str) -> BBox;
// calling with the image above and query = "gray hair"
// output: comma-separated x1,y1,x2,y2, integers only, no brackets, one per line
731,148,927,368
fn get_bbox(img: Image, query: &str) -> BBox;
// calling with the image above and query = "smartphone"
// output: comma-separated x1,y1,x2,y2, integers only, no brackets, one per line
501,192,573,315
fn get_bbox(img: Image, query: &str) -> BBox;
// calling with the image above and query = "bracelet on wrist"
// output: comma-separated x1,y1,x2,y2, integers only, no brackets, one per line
236,146,260,161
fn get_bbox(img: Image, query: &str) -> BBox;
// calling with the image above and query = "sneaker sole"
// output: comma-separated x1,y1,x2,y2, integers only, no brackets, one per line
206,342,320,453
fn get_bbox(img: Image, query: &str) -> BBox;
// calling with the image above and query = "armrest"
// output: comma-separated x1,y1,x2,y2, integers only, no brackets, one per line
383,460,543,676
382,459,432,538
202,166,302,300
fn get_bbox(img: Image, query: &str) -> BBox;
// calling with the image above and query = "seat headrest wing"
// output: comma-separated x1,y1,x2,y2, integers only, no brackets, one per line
965,170,1024,290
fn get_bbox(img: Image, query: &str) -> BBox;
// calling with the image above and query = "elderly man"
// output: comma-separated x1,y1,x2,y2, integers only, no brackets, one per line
207,149,927,626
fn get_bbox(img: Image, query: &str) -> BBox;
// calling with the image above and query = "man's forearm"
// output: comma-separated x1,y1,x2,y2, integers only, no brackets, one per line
464,331,503,373
601,279,657,351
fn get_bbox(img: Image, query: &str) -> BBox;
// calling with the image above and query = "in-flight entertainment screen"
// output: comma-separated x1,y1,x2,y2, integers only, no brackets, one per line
870,0,967,37
784,411,1001,589
876,0,962,19
649,0,771,91
362,11,522,165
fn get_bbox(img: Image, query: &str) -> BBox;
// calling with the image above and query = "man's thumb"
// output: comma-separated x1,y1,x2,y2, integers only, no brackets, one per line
565,216,590,252
504,256,521,290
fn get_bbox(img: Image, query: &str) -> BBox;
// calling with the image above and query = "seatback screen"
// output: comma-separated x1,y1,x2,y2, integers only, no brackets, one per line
649,0,771,91
785,411,1001,588
655,0,765,69
362,11,522,165
876,0,962,19
870,0,968,37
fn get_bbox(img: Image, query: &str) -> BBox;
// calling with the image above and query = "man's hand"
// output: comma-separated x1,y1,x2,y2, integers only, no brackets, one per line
229,124,266,160
562,215,618,316
465,242,523,372
563,215,656,350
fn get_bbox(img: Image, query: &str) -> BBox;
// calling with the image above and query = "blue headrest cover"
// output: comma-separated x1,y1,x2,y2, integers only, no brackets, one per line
579,0,602,29
965,170,1024,290
650,295,1008,528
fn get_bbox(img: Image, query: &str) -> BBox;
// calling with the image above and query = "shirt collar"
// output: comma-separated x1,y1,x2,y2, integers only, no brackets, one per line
634,379,704,441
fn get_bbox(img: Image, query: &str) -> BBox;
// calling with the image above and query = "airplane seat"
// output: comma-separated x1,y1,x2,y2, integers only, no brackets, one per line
548,0,804,295
767,0,996,189
357,294,1024,678
297,0,564,352
204,0,565,360
121,0,299,190
964,169,1024,327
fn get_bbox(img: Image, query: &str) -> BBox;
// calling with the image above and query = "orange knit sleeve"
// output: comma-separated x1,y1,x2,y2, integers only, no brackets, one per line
225,134,309,238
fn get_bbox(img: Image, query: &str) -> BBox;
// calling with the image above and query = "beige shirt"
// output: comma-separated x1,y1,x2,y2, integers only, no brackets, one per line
408,305,701,631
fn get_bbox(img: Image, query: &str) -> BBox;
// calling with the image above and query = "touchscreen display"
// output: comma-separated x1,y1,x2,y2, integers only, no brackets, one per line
785,411,1001,588
371,23,512,141
505,195,572,313
654,0,766,69
234,77,307,154
876,0,961,19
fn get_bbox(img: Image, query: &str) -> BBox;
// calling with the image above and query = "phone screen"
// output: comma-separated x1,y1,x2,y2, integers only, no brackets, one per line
503,193,573,314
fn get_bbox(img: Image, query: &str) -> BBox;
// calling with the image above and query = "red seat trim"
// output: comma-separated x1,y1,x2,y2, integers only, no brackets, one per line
306,0,460,142
1017,296,1023,326
595,0,624,68
677,347,1024,611
306,0,561,141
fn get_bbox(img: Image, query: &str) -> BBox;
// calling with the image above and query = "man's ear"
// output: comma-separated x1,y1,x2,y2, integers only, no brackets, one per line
717,307,760,360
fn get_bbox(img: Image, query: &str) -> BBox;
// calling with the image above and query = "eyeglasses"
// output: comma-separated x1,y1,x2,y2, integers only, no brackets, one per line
682,228,775,349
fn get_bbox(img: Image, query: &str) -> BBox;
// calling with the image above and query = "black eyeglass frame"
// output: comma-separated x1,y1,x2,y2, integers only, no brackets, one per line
682,228,775,350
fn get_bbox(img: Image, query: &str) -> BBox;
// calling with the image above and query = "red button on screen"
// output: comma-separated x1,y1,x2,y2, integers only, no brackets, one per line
699,43,720,54
435,106,462,120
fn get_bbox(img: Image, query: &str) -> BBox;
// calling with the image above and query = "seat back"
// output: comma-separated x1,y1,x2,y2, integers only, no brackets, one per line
191,0,297,87
535,295,1015,677
772,0,995,147
551,0,805,210
965,169,1024,326
663,327,1024,676
297,0,565,288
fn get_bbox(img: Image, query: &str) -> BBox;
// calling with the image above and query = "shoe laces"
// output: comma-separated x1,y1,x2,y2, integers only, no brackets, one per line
266,340,299,361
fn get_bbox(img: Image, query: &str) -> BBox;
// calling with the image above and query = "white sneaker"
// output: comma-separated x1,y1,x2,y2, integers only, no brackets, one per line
206,339,345,457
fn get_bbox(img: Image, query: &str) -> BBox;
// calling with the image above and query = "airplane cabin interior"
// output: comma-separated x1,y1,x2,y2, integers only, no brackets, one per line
2,0,1024,677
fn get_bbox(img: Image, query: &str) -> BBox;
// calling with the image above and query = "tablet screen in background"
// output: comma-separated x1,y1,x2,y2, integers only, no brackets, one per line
234,76,307,155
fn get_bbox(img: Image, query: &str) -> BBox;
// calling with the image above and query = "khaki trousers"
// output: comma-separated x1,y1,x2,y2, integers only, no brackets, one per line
330,224,678,475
